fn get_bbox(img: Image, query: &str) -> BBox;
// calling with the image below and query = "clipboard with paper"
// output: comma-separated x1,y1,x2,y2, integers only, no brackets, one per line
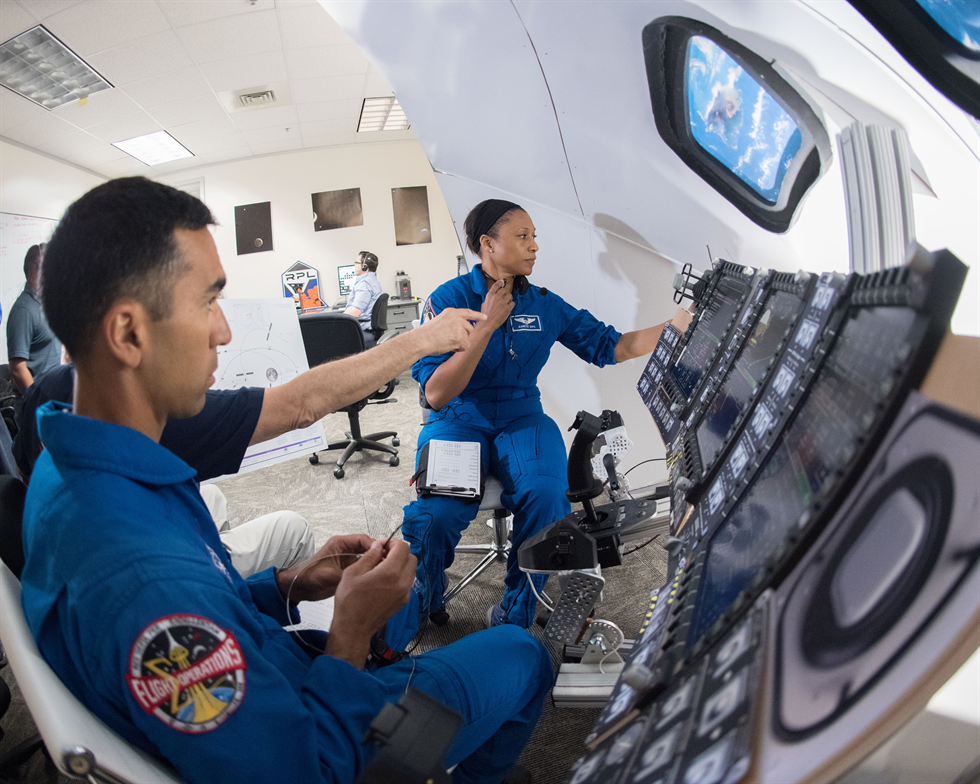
413,440,482,499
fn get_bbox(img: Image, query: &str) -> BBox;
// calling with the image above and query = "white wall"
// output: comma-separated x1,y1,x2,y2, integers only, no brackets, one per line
155,141,463,306
0,139,105,364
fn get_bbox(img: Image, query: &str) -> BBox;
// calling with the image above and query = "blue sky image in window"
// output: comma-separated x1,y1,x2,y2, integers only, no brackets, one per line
915,0,980,52
686,36,802,203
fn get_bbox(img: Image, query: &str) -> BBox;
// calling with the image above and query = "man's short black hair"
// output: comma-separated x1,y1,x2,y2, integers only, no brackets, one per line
23,243,44,279
41,177,216,360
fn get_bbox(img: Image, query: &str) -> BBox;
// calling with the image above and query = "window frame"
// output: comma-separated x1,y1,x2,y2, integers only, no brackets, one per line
847,0,980,120
642,16,831,234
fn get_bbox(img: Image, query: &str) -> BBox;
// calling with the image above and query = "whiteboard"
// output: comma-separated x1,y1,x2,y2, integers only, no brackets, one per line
206,298,326,479
0,212,59,364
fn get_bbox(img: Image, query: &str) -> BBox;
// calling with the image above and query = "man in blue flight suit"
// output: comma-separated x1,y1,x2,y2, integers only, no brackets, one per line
344,250,383,347
404,199,665,629
20,179,552,784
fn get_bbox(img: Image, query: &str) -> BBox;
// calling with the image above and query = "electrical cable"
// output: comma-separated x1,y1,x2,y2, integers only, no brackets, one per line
527,574,555,613
623,534,661,557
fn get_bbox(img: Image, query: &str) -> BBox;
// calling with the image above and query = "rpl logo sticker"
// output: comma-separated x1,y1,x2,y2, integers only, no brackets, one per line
282,261,322,309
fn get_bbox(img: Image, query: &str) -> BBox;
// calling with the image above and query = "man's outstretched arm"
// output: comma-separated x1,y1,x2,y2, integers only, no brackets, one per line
249,308,485,445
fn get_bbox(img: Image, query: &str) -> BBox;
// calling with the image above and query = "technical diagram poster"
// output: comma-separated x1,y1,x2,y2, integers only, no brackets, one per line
208,298,325,478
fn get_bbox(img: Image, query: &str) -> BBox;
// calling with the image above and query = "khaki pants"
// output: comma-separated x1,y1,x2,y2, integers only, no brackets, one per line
199,484,316,579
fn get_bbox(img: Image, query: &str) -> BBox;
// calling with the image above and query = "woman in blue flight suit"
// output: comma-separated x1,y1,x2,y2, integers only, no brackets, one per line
404,199,666,628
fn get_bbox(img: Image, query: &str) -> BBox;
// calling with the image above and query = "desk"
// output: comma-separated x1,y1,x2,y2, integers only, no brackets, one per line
386,298,420,338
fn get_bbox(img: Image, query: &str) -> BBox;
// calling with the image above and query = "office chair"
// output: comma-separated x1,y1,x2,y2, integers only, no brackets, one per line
0,563,183,784
299,311,400,479
0,473,181,783
363,292,389,348
0,365,18,440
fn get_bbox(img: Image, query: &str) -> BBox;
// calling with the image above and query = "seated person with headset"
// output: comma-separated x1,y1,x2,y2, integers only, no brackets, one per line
13,362,316,580
344,250,384,347
19,177,552,784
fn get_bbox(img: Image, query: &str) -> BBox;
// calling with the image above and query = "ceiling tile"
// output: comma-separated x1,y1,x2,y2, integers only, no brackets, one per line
35,128,106,157
172,131,248,157
296,98,360,123
14,1,83,22
1,2,40,42
119,66,214,109
43,0,171,57
63,143,130,168
93,155,153,178
278,3,352,49
284,44,369,81
300,118,354,137
302,132,356,149
232,105,299,132
147,94,226,128
196,144,252,164
86,30,194,86
363,72,393,98
291,74,364,104
87,112,162,144
177,9,281,65
159,0,275,29
3,111,76,146
249,137,303,156
0,88,49,131
170,115,241,144
242,125,299,146
53,88,141,129
199,51,288,94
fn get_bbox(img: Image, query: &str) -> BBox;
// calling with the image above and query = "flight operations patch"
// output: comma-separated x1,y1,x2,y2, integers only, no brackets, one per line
126,614,246,733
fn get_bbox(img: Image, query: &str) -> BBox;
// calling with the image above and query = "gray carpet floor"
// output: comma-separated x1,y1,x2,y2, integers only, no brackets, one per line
0,369,668,783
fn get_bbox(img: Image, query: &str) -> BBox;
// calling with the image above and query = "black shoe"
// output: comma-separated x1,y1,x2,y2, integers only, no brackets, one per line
429,607,450,626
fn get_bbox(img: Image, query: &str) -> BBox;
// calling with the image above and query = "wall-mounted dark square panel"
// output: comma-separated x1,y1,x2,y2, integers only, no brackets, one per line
392,185,432,246
312,188,363,232
234,201,273,255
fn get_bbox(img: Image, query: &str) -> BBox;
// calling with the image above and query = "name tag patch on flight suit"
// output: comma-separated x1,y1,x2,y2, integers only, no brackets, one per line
127,614,247,733
510,314,542,331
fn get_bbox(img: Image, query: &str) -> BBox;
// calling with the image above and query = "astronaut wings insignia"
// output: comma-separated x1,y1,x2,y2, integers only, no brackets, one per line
510,314,542,331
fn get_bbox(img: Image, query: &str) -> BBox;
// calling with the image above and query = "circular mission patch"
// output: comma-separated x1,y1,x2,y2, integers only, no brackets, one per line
126,614,247,733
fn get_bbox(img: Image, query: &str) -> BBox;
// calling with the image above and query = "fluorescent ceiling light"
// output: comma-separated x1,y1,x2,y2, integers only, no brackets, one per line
0,25,111,110
113,131,194,166
357,97,410,132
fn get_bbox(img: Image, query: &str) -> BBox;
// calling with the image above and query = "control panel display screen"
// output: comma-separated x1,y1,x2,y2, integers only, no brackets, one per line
696,289,805,465
687,306,918,646
671,276,748,400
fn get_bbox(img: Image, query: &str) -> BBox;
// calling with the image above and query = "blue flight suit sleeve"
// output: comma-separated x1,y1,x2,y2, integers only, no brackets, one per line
553,298,621,368
71,548,388,784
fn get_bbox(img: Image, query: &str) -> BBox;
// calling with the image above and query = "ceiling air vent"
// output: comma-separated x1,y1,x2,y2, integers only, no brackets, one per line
237,89,276,108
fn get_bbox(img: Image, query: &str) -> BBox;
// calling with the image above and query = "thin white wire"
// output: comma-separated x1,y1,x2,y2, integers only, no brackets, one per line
527,574,554,612
285,552,362,652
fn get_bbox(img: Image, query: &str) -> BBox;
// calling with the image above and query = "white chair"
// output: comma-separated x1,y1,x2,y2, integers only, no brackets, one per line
0,562,183,784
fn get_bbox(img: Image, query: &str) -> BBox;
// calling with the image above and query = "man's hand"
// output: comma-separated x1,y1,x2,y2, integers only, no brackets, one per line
415,307,486,355
325,538,418,668
275,534,375,604
482,279,514,331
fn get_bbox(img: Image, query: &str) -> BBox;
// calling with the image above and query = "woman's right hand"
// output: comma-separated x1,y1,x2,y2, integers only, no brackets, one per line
482,279,514,330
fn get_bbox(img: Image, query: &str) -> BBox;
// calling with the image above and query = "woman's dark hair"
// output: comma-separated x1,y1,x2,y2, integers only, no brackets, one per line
41,177,216,360
463,199,523,256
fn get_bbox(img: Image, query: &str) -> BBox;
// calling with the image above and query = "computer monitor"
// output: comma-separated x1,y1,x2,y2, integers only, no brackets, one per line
337,264,356,296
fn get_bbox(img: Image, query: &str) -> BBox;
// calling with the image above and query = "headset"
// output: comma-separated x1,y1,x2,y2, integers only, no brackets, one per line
359,251,378,272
